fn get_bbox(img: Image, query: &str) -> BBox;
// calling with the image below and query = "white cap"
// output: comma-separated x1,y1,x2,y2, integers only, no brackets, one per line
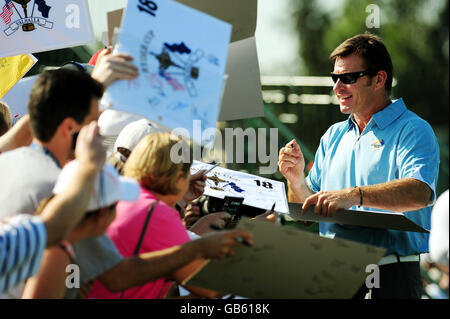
114,118,160,153
53,160,140,211
98,110,146,138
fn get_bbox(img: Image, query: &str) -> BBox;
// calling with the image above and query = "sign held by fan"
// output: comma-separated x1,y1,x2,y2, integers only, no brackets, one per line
102,0,231,146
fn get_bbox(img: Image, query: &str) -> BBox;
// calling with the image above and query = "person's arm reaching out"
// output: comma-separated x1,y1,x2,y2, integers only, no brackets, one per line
95,229,253,293
0,115,33,153
40,121,106,246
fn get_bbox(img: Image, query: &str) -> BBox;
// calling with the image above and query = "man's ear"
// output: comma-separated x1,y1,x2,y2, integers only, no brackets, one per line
57,117,77,139
375,70,387,90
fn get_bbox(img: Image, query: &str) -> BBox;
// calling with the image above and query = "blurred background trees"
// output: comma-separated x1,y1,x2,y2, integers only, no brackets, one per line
228,0,448,199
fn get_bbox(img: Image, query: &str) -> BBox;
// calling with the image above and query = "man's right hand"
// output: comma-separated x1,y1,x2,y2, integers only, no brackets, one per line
278,139,305,184
194,229,253,260
75,121,106,172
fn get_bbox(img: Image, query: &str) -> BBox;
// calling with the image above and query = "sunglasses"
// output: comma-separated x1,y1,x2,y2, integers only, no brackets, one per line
330,70,376,84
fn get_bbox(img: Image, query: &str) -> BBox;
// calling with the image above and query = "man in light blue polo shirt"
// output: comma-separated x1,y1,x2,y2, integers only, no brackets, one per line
278,33,439,299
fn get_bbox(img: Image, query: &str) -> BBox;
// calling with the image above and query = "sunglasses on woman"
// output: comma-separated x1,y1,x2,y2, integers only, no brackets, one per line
330,70,376,84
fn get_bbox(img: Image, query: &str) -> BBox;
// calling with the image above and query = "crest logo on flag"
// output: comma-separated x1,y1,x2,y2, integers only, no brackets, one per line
1,0,53,36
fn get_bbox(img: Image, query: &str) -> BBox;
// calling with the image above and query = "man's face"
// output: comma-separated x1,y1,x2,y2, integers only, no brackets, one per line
332,54,376,115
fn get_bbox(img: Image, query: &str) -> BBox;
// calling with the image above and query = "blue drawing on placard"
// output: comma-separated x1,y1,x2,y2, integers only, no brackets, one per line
224,182,245,193
147,97,161,107
207,54,219,66
170,101,189,111
149,42,205,97
164,42,191,54
192,106,210,127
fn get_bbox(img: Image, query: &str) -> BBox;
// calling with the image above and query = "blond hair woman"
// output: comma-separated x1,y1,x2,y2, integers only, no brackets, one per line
87,132,237,298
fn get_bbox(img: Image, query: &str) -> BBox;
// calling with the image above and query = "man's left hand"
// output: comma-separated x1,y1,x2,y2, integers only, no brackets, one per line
302,188,359,217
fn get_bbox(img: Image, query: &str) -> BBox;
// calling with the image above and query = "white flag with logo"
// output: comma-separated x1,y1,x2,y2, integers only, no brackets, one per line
0,0,94,58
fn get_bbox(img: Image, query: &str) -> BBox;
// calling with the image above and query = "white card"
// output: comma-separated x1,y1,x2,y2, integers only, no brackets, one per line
104,0,232,145
191,160,289,213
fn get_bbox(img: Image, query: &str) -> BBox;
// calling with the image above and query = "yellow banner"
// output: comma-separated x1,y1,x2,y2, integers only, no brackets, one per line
0,54,37,98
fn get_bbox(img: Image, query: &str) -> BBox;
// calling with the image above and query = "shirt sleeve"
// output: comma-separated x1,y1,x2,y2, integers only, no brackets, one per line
306,131,329,193
396,119,440,205
0,215,47,294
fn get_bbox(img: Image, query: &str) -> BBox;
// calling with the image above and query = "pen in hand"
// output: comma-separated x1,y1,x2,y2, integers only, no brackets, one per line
209,224,252,247
202,163,220,176
270,202,276,214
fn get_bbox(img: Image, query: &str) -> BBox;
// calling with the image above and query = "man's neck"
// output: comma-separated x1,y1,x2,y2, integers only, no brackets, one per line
32,138,68,168
354,97,392,133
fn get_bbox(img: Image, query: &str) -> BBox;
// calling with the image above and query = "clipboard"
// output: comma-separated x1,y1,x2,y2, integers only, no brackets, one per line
287,203,429,233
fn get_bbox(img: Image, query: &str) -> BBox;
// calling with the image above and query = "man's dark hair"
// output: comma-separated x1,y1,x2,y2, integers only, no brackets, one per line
329,32,393,92
28,68,104,142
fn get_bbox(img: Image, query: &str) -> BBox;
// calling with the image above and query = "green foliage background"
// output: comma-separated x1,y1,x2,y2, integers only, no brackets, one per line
289,0,449,196
225,0,448,199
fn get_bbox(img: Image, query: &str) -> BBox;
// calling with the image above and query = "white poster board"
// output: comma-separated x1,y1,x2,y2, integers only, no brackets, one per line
185,217,386,298
101,1,263,122
103,0,231,145
0,0,95,58
176,0,264,121
191,161,289,213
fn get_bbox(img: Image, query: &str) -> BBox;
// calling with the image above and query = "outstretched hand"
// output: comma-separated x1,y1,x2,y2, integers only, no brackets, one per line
91,48,139,88
189,212,231,235
196,229,253,260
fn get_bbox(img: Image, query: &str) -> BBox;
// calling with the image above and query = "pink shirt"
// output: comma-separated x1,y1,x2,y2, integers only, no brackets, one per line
86,186,190,299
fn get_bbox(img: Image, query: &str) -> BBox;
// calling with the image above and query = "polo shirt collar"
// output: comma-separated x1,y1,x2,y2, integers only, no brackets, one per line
371,98,407,129
346,116,357,132
346,98,407,131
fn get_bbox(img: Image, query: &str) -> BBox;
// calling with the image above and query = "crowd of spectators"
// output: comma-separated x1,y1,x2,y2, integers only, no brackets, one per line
0,50,260,299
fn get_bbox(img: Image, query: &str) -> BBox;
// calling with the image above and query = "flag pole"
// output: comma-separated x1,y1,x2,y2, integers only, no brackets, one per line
31,0,36,17
8,1,23,20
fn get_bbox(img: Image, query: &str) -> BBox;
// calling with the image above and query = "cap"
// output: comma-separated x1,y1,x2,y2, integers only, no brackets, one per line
114,118,160,153
43,62,94,75
53,160,140,211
